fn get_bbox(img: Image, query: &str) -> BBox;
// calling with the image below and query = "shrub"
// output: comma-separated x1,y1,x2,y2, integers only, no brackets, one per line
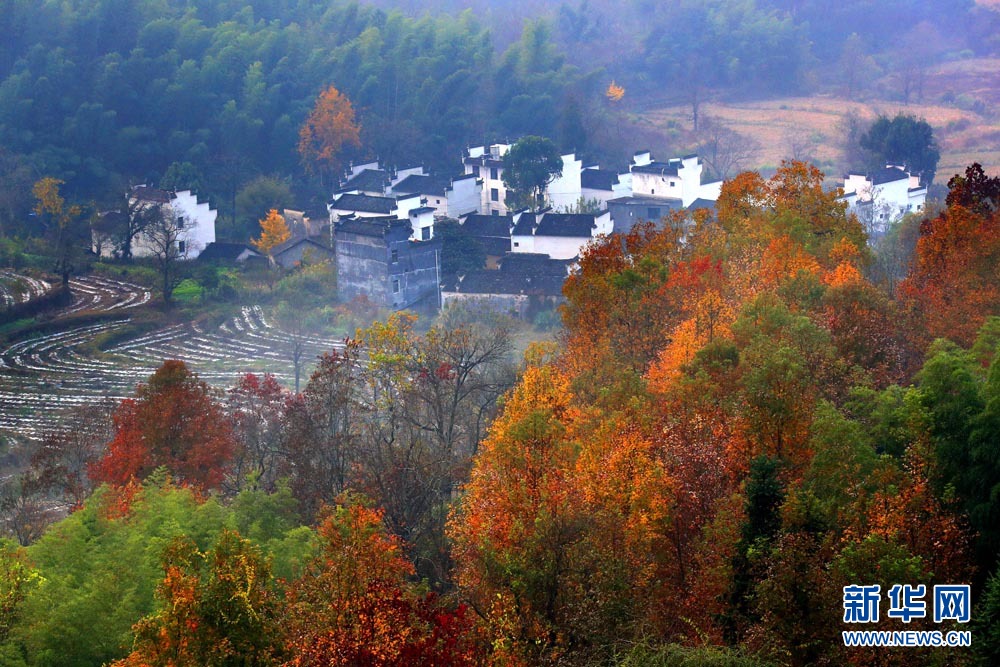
172,279,203,303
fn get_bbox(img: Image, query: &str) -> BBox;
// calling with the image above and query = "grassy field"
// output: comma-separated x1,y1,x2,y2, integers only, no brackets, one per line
633,58,1000,185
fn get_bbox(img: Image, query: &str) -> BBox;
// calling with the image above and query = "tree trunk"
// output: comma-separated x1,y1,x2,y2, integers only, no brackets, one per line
692,87,701,133
162,268,172,304
294,353,301,394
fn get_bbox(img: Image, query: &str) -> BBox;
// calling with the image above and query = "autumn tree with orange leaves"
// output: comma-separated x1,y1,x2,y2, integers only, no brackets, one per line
283,497,482,666
90,360,236,491
297,85,361,185
899,163,1000,347
451,161,976,665
112,530,283,667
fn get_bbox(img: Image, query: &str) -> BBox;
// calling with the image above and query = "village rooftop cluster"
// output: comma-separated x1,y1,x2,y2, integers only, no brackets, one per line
92,141,928,315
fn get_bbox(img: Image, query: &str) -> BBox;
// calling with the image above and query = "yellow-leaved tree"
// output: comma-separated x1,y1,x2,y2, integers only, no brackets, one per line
252,209,290,258
32,177,84,287
298,85,362,185
606,80,625,103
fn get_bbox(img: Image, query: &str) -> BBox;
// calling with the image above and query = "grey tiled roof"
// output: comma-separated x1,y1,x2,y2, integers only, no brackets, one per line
870,167,909,186
632,161,681,176
393,173,450,196
330,193,397,214
339,168,390,193
581,169,620,191
462,214,512,238
534,213,597,238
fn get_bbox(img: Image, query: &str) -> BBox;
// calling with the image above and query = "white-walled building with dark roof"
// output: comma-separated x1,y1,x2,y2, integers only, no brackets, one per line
442,252,572,317
839,165,927,235
510,210,612,260
93,186,217,260
580,167,631,208
606,152,723,233
328,192,431,242
390,172,481,218
337,161,392,196
463,142,584,215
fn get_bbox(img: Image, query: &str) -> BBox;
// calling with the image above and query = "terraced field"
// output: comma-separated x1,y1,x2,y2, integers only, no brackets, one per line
0,274,344,443
0,271,51,308
63,275,153,314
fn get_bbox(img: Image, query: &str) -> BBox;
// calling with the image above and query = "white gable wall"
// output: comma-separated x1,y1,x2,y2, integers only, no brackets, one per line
697,180,724,202
581,186,614,208
170,190,216,257
447,176,482,217
395,193,423,218
632,171,683,198
127,190,216,260
348,161,380,178
678,157,704,206
391,166,425,188
548,153,582,211
594,210,613,236
533,235,591,260
408,209,435,241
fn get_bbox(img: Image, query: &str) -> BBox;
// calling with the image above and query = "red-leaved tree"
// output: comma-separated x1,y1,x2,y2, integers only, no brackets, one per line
90,360,236,491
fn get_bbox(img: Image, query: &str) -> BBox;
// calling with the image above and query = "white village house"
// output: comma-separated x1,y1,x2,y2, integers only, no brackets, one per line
462,142,583,215
509,210,613,260
629,152,722,206
389,172,481,218
600,152,723,233
839,165,927,235
329,161,454,242
92,186,217,260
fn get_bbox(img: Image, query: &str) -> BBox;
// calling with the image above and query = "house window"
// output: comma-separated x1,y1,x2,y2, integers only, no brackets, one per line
651,189,655,195
177,240,186,254
421,227,430,240
490,167,498,180
436,199,441,204
391,248,399,263
491,210,499,216
472,166,480,176
392,278,400,293
647,207,660,220
513,241,519,248
176,216,186,229
490,188,499,202
670,181,676,187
